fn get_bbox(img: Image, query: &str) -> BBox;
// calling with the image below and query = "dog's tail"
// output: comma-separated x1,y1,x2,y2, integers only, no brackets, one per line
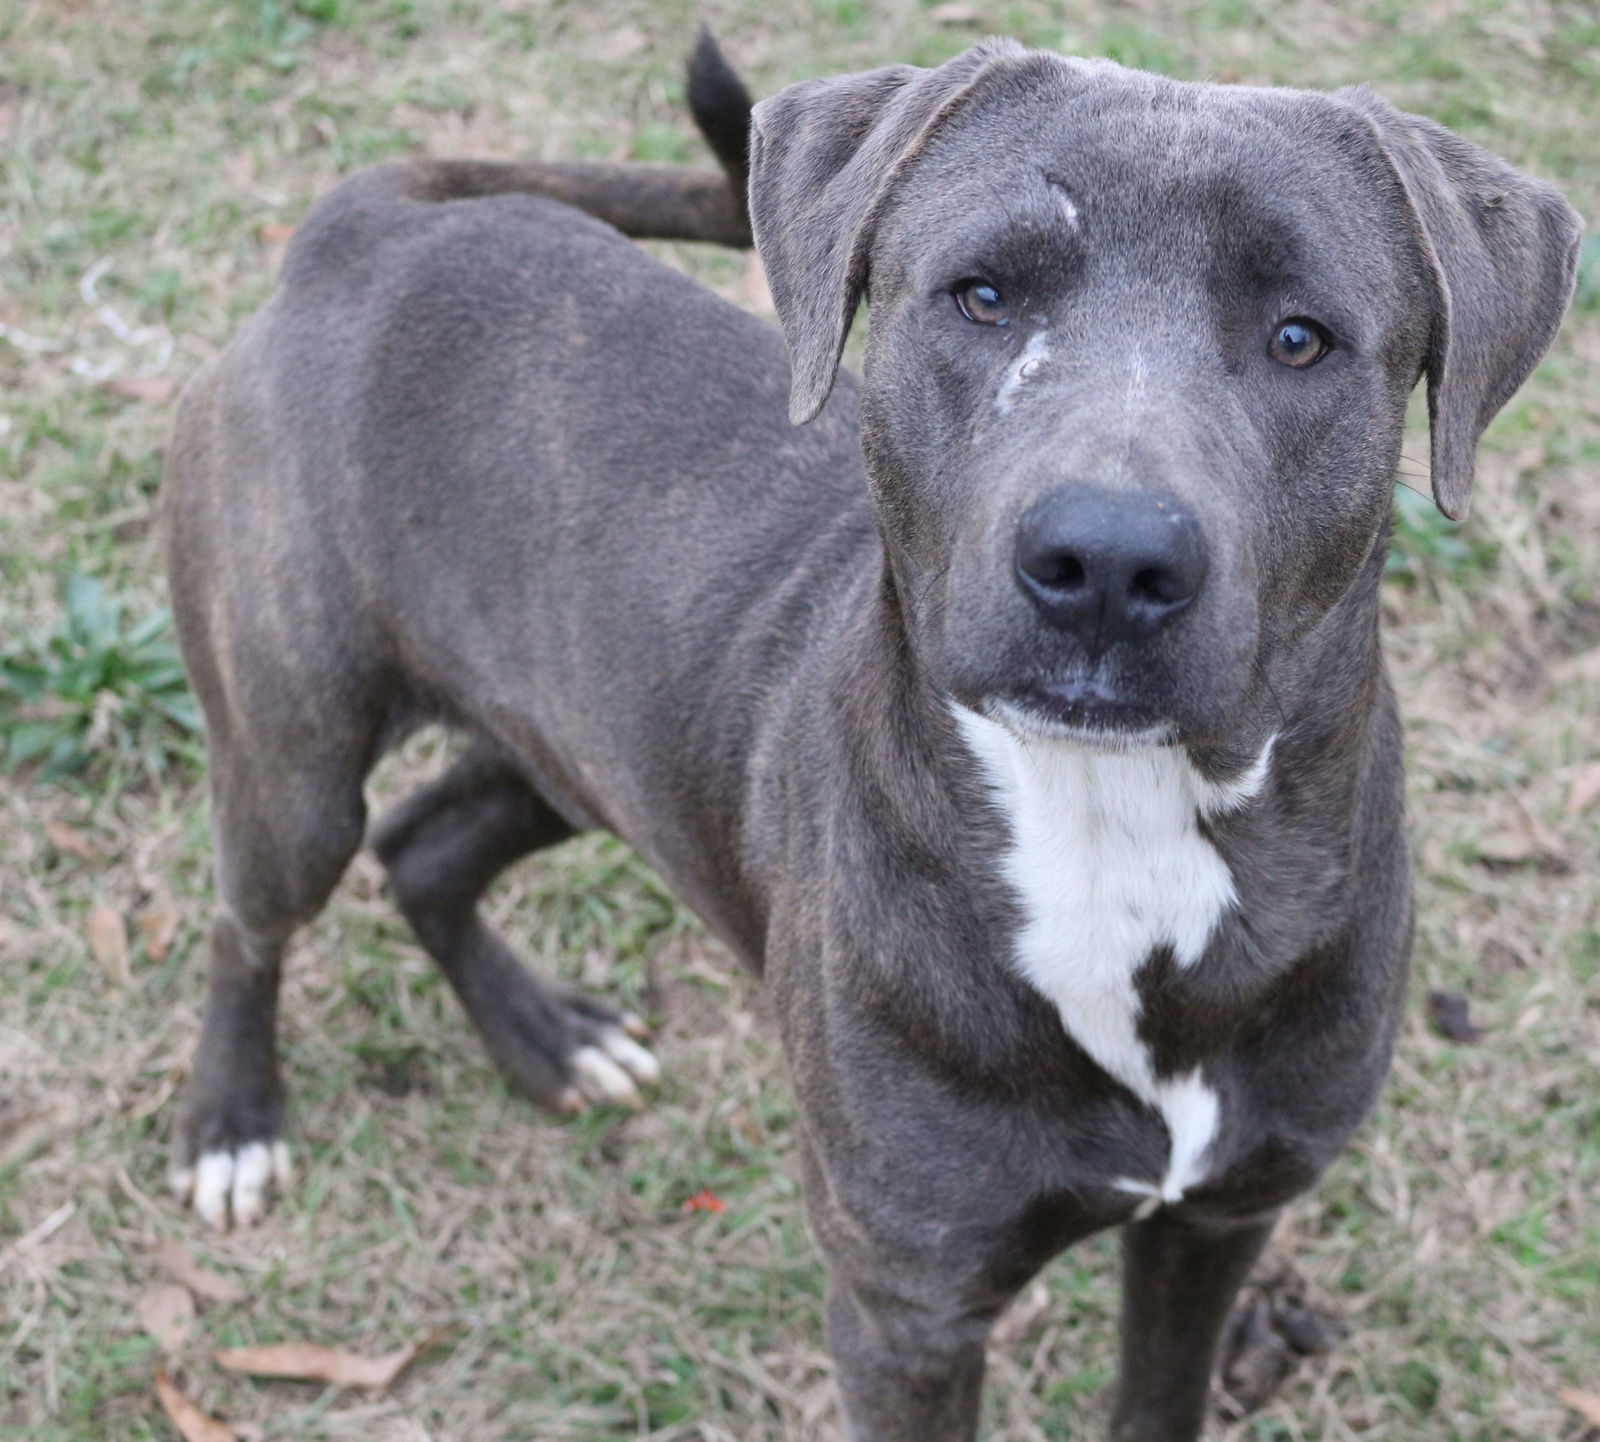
344,31,755,248
685,27,754,211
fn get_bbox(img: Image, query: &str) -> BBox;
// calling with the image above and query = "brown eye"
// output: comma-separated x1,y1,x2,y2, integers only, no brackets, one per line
1267,318,1331,368
955,281,1010,326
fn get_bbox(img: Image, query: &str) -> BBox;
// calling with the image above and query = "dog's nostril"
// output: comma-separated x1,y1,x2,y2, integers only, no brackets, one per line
1033,552,1086,591
1130,566,1182,606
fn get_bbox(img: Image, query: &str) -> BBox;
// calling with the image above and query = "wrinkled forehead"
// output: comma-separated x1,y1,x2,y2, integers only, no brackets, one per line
882,61,1416,304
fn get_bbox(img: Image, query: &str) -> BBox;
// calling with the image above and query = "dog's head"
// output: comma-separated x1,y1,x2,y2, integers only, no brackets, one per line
749,44,1579,747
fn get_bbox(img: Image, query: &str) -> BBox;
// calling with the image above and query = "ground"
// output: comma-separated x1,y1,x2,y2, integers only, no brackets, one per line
1,0,1597,1438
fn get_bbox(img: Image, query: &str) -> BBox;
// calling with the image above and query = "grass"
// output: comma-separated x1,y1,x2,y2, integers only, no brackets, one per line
2,0,1597,1438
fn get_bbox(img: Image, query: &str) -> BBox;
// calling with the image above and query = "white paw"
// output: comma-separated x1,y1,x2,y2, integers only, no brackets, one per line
567,1029,661,1110
170,1139,292,1230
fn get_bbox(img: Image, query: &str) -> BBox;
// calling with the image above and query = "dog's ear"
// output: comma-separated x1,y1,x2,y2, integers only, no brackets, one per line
1342,89,1582,520
749,40,1028,424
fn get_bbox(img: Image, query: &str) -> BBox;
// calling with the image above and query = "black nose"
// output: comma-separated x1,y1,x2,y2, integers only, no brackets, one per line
1014,487,1208,645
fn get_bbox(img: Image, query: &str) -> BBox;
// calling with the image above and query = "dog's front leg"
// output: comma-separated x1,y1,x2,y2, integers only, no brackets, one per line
1111,1208,1278,1441
825,1271,994,1442
797,1131,1031,1442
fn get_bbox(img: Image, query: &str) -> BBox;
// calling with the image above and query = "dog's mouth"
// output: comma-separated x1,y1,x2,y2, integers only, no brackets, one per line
986,678,1176,749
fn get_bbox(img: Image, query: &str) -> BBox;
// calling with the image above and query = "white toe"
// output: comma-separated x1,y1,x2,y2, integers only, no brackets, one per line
193,1151,236,1230
230,1141,276,1226
571,1045,642,1108
271,1139,293,1188
599,1029,660,1084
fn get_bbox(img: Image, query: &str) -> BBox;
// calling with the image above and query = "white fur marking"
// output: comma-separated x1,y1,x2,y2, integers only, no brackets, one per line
1059,193,1080,227
180,1140,293,1228
956,708,1273,1207
601,1030,661,1084
230,1140,275,1226
572,1044,643,1108
193,1150,234,1230
995,330,1052,413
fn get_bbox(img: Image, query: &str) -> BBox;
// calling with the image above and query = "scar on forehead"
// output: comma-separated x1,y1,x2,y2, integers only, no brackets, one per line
1048,180,1080,228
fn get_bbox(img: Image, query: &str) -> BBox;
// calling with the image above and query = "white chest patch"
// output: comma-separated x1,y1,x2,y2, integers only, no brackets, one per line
955,708,1272,1207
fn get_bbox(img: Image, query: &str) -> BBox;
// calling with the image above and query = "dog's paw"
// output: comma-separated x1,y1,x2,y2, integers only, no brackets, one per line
563,1022,661,1112
170,1138,292,1231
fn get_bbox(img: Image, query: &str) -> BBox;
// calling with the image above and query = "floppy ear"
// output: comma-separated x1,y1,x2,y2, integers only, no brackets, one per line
749,40,1029,425
1341,89,1582,520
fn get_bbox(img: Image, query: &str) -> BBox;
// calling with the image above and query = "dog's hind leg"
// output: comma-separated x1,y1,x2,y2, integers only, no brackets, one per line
371,742,660,1113
171,742,370,1230
1111,1209,1278,1440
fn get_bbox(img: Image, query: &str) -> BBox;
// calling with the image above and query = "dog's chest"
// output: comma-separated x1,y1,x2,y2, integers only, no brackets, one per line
956,712,1269,1207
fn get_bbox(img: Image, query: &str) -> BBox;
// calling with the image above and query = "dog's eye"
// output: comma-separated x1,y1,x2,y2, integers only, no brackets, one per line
1267,319,1331,368
955,281,1010,326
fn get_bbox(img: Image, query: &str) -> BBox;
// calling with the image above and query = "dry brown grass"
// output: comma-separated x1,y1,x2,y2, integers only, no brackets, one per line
2,1,1597,1438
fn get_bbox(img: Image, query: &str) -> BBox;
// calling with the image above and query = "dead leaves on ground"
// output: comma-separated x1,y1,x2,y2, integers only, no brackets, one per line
1560,1388,1600,1428
84,897,183,980
138,897,182,962
1471,801,1571,874
144,1297,450,1437
87,902,131,984
44,818,99,859
155,1370,240,1442
147,1239,245,1305
1565,760,1600,817
138,1282,197,1352
136,1246,446,1432
213,1325,452,1397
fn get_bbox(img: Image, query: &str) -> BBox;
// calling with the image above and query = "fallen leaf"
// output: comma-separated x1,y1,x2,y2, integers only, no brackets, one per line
1566,761,1600,816
682,1187,726,1214
87,903,131,984
138,901,182,963
45,819,98,859
256,223,295,246
1560,1389,1600,1427
1472,806,1570,873
138,1283,196,1352
213,1326,450,1396
1427,989,1483,1043
148,1239,246,1305
154,1369,238,1442
928,2,983,23
104,374,175,404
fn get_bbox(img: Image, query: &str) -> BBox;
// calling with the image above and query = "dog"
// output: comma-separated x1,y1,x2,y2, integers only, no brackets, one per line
161,32,1579,1441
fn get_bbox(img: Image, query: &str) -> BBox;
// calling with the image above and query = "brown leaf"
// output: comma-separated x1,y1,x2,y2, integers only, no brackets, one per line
928,2,983,23
154,1369,238,1442
256,223,295,246
213,1326,450,1396
87,903,131,984
1472,806,1570,874
1427,989,1483,1043
1560,1389,1600,1427
1566,761,1600,817
138,901,182,963
137,1283,195,1352
104,374,176,405
148,1239,246,1305
45,819,98,859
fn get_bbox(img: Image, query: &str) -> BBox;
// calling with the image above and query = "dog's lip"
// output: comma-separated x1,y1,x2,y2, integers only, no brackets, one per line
987,680,1175,746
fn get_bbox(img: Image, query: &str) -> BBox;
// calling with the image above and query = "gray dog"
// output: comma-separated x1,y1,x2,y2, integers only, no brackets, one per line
162,32,1578,1442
